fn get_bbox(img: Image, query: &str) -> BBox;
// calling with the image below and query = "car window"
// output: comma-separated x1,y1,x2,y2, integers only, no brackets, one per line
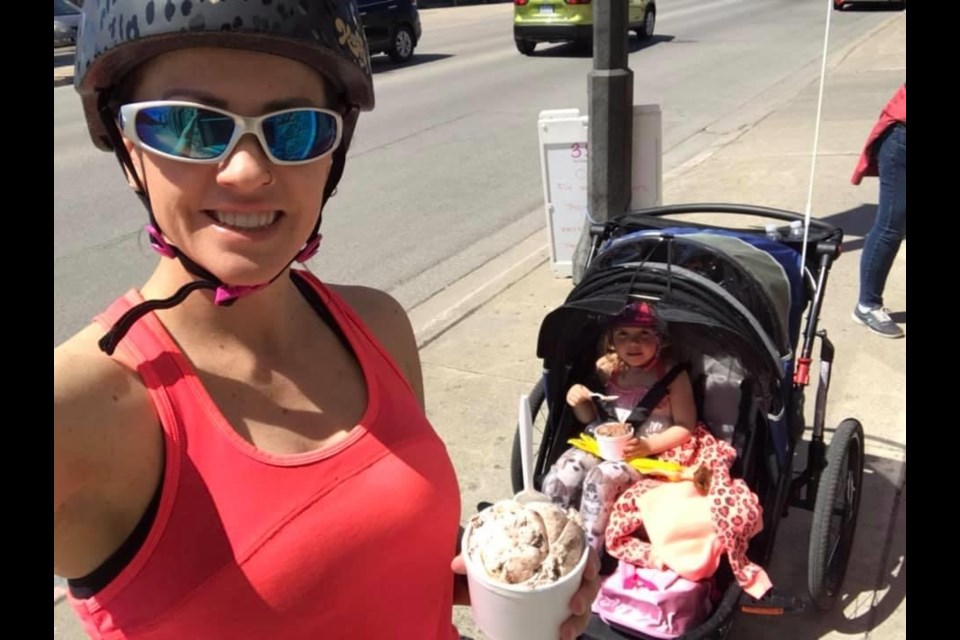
54,0,81,16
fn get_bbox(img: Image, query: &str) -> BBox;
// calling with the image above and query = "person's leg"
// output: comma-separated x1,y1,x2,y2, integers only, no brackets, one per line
579,461,641,553
855,123,906,337
541,448,599,509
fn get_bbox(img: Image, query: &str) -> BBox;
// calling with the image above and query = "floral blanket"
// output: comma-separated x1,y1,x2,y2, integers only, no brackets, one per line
605,426,773,599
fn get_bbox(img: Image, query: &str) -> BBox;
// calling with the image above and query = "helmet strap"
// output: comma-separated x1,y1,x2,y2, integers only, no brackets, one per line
323,106,359,204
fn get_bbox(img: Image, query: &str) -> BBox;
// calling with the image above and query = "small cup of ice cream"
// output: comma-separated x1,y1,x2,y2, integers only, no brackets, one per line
594,422,634,462
463,499,588,640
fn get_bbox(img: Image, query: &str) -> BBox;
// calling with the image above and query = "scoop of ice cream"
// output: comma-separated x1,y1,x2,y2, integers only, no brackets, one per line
596,422,633,438
467,499,585,588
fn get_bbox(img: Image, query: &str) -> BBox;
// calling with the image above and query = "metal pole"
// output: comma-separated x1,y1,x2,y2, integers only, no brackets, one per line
572,0,633,284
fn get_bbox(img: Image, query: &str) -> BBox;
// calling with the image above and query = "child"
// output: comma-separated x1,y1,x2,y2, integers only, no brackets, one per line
542,301,698,553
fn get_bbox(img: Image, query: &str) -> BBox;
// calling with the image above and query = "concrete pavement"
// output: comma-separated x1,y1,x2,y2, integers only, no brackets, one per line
53,11,906,640
422,11,906,640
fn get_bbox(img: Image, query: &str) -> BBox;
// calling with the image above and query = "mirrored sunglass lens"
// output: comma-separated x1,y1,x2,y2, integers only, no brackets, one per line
134,106,235,160
262,111,338,161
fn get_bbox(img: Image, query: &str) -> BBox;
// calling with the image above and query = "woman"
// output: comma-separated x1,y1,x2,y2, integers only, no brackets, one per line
53,2,599,638
850,82,906,339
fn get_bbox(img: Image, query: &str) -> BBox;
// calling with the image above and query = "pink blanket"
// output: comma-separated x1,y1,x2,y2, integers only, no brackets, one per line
605,426,773,599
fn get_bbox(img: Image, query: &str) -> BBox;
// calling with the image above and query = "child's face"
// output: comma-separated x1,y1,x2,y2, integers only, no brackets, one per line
611,325,660,367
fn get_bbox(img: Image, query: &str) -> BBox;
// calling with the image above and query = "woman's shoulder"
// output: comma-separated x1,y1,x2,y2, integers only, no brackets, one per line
54,324,163,577
327,284,413,350
329,284,408,324
53,325,157,450
57,324,139,393
327,284,424,406
55,323,147,397
54,324,159,475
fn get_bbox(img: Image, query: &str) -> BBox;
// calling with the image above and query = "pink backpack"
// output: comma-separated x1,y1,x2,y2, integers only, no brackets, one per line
592,562,714,639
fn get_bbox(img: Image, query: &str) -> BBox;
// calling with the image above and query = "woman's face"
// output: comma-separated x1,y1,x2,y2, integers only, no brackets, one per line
610,325,660,368
123,47,336,286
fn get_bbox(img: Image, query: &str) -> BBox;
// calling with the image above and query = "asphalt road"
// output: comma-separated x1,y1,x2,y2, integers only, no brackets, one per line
54,0,891,348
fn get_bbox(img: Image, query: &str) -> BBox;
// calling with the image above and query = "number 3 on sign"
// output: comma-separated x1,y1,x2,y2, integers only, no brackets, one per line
571,143,588,159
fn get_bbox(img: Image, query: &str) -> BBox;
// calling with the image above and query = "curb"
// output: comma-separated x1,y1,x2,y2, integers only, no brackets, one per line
409,228,549,348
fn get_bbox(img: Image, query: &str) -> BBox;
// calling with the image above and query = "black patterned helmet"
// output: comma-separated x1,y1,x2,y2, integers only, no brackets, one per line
74,0,375,151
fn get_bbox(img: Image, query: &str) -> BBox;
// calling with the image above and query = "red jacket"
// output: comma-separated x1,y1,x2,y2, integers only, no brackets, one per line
851,83,906,185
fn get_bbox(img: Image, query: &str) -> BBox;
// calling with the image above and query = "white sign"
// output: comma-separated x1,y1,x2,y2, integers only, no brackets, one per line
543,141,590,276
538,106,662,278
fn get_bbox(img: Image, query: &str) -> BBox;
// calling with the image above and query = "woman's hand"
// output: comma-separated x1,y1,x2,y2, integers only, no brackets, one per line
623,436,652,459
451,554,470,606
453,548,602,639
560,547,602,640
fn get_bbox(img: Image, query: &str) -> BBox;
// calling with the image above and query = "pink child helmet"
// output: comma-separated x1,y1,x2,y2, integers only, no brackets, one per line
611,302,668,336
607,302,669,370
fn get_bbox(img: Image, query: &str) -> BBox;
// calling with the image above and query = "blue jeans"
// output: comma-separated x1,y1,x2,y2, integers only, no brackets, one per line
859,122,906,309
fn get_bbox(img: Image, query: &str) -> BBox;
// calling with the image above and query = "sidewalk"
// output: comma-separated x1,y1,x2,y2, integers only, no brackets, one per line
53,12,906,640
424,13,906,640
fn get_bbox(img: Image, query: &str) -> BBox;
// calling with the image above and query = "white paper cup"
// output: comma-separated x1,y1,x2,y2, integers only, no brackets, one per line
463,519,588,640
595,423,634,461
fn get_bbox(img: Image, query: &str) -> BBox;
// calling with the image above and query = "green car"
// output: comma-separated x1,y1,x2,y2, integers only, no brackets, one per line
513,0,656,55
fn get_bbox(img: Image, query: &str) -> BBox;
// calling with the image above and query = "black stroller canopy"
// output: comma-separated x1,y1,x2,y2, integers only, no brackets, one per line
538,229,803,392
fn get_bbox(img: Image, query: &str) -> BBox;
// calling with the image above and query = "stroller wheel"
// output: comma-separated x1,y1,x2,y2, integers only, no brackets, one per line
807,418,865,611
510,378,547,494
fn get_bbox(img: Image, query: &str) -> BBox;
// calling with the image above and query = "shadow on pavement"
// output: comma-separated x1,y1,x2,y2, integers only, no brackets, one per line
734,444,906,639
821,203,907,320
815,455,905,636
528,34,674,58
837,2,907,11
823,203,908,253
370,52,453,73
822,203,879,254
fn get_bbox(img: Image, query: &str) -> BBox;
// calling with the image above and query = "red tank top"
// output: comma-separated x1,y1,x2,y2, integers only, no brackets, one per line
68,271,462,639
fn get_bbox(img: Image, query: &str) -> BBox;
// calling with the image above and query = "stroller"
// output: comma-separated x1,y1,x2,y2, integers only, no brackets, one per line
509,203,865,639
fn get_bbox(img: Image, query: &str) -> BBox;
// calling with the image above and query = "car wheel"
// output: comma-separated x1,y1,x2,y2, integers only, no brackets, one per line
636,6,655,39
388,24,416,63
516,39,536,55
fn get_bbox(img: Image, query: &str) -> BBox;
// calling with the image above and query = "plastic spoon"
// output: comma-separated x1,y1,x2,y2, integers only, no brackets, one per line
514,393,550,504
590,393,620,402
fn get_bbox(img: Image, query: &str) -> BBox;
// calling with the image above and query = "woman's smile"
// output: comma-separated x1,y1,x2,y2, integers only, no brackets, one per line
206,210,284,236
211,211,280,230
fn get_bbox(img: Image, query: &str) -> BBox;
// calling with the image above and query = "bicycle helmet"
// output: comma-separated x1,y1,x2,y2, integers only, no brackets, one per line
607,301,669,370
72,0,375,355
611,302,668,337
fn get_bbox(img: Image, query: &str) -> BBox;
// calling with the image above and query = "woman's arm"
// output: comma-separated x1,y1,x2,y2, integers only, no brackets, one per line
54,325,163,578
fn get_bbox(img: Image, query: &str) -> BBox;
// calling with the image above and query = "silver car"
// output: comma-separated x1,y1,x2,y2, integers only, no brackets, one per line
54,0,82,47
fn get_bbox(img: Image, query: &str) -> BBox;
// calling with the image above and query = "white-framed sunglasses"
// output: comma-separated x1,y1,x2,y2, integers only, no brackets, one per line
118,100,344,165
